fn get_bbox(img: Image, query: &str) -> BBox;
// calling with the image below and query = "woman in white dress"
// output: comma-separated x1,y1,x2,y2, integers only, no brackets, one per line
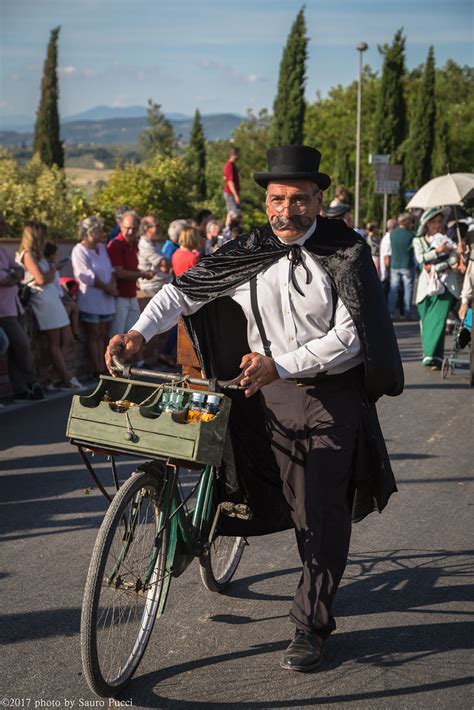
16,220,80,388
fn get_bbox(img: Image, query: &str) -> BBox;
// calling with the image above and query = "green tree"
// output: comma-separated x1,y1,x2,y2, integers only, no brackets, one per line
434,61,474,174
370,29,407,217
93,156,192,231
372,29,407,157
405,46,436,188
33,26,64,168
0,149,79,238
139,99,176,158
205,109,272,228
305,68,379,213
432,116,451,175
186,109,207,200
271,7,308,145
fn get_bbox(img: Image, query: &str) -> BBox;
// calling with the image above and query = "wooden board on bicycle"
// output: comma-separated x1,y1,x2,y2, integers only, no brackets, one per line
66,374,231,465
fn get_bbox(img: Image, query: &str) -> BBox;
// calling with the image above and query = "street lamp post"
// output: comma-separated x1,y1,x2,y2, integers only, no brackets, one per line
355,41,368,229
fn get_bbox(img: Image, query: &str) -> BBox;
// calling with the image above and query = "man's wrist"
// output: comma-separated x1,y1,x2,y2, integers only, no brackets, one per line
127,330,145,346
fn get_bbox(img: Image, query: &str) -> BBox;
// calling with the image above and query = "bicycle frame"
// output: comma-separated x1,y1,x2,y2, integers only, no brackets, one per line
164,463,215,562
141,461,217,618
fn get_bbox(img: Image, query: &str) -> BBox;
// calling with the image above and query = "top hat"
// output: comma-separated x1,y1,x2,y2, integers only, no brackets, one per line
254,145,331,191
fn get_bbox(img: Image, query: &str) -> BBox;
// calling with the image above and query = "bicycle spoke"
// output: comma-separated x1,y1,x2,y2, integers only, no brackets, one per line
82,473,170,695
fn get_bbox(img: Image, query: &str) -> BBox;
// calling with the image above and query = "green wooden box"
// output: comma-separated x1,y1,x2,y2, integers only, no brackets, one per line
66,375,231,466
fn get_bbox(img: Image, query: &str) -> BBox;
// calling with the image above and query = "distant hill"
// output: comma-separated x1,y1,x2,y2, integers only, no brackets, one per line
64,105,149,122
0,112,244,146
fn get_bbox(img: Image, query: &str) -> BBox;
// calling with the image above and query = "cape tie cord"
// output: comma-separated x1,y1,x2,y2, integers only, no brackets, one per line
287,244,311,297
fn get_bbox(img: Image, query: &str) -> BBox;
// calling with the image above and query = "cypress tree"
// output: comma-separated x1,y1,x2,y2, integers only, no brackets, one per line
271,7,308,145
369,29,407,217
139,99,176,158
432,115,451,176
186,109,207,200
405,46,437,187
33,26,64,168
372,29,407,156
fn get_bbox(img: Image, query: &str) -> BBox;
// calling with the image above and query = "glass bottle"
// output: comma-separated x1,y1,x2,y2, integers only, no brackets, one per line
186,392,206,423
201,394,220,422
158,390,170,412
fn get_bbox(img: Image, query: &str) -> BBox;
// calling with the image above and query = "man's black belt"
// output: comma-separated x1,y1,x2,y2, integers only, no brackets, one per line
289,364,364,386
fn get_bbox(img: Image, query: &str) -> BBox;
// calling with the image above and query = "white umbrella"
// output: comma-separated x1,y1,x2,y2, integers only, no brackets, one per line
406,172,474,209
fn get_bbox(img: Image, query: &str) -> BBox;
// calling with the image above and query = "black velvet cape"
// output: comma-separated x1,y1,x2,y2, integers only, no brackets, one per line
176,217,404,534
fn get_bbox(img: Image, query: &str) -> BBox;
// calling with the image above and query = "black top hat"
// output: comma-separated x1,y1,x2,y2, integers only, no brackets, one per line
254,145,331,191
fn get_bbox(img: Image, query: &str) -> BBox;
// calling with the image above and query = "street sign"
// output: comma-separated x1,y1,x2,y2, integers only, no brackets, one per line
374,164,403,195
375,180,400,195
369,154,390,165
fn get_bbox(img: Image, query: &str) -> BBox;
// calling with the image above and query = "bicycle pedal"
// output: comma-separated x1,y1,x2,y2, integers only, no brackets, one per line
220,502,253,520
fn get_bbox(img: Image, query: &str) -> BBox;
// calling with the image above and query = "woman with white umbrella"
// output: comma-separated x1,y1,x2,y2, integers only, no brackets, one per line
413,207,461,369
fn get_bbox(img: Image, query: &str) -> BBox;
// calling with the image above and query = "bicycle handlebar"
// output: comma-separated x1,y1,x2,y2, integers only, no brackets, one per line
109,346,244,390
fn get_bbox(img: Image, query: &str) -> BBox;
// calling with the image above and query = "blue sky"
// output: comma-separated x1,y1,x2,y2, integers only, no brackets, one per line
1,0,472,120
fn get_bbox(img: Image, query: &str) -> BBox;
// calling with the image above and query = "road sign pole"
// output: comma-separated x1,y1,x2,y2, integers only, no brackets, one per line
383,193,388,235
355,43,368,228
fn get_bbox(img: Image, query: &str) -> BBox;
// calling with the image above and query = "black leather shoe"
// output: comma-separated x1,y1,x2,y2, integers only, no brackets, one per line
280,629,326,672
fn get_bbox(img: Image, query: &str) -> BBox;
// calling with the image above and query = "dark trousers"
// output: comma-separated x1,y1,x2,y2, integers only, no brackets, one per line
261,370,362,637
0,315,37,394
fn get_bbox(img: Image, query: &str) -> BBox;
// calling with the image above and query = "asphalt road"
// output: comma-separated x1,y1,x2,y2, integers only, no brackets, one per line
1,322,473,710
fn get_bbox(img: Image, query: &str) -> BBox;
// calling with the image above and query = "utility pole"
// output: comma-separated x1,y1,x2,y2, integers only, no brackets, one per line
355,41,368,228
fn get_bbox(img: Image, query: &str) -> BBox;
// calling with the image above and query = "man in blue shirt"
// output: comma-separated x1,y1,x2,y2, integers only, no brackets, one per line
388,213,415,320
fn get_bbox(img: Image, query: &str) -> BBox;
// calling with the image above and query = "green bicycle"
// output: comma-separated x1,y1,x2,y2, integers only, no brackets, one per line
69,354,248,698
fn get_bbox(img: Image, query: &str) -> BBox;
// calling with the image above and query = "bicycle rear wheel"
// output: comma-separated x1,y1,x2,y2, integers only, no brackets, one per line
199,534,246,593
81,469,169,697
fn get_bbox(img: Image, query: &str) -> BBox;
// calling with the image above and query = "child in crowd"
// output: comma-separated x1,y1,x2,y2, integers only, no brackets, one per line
427,232,459,282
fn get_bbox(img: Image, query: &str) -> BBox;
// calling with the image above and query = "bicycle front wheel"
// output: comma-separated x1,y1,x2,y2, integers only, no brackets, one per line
199,534,246,593
81,470,169,697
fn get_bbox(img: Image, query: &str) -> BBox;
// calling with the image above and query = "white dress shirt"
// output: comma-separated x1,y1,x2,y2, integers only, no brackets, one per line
133,221,363,379
379,232,392,282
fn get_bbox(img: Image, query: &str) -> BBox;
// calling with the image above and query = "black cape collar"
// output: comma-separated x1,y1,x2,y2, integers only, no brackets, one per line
177,217,404,401
174,219,353,302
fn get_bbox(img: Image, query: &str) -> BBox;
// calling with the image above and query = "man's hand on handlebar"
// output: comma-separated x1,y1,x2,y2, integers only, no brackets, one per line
105,330,145,375
239,352,279,397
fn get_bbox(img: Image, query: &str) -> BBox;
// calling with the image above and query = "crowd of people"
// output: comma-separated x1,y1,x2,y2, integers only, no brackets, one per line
318,189,473,370
0,175,472,401
0,205,244,400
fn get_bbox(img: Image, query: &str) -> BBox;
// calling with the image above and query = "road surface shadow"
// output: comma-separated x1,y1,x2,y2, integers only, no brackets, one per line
389,453,436,460
129,620,473,708
3,549,471,644
223,548,473,619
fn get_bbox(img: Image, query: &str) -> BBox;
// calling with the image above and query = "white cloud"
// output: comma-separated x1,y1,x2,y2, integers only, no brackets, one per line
111,96,128,107
197,58,267,84
58,65,78,76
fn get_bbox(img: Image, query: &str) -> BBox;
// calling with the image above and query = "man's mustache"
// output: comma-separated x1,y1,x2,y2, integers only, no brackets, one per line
270,214,313,230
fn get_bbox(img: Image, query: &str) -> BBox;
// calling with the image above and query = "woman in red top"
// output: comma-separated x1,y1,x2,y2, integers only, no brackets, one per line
171,227,201,277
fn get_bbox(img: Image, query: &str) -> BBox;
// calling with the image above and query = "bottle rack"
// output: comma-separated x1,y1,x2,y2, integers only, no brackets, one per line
66,375,231,465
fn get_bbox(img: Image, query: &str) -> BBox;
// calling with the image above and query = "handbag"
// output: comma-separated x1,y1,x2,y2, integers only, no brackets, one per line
18,283,32,307
427,270,445,296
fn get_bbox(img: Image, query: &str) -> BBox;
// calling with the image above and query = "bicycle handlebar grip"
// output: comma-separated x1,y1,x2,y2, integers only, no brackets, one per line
109,344,126,373
218,374,245,390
